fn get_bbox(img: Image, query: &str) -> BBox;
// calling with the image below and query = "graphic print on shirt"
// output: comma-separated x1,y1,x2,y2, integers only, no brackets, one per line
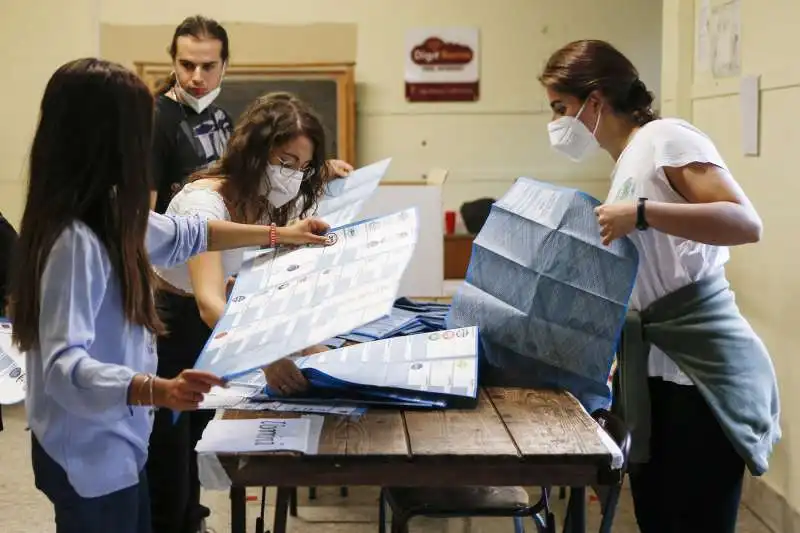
172,107,232,196
611,177,636,203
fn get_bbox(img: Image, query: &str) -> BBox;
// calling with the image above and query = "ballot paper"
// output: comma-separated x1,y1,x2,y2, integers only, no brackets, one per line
257,326,479,409
0,320,26,405
316,158,391,228
195,417,315,454
447,177,639,413
193,208,419,380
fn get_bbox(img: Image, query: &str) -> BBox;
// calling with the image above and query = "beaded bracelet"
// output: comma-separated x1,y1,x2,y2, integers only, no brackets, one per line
269,222,277,248
148,374,156,412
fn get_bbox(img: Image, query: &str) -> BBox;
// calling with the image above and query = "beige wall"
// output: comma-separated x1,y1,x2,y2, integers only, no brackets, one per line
0,0,101,226
99,0,662,212
0,0,662,224
662,0,800,523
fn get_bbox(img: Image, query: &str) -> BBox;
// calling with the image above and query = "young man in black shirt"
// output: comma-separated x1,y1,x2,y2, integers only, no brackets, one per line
150,16,233,215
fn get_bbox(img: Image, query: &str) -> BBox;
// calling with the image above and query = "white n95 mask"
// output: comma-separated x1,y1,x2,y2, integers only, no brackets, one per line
547,100,602,162
175,84,221,114
263,165,304,208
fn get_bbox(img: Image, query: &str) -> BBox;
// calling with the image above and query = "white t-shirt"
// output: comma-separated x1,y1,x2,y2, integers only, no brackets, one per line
606,118,731,386
155,183,259,293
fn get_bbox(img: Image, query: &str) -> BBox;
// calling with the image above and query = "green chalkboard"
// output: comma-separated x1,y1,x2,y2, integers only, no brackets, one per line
215,78,340,158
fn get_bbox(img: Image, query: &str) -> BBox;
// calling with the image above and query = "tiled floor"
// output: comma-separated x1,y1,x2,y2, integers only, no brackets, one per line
0,403,773,532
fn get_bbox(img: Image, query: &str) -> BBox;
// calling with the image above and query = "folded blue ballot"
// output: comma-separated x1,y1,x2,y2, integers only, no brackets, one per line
331,297,449,345
446,178,639,413
257,327,480,409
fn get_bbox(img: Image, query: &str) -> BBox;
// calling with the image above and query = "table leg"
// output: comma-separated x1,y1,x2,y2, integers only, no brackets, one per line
230,486,247,533
564,487,586,533
273,486,292,533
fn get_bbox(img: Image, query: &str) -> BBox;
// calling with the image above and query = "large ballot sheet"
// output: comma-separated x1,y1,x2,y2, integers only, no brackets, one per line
194,208,419,380
0,320,25,405
446,177,639,412
316,158,391,228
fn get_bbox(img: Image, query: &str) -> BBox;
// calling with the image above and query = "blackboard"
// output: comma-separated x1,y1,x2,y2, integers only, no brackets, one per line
215,79,340,158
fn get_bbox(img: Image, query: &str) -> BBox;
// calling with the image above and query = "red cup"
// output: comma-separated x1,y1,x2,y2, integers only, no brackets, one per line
445,211,456,234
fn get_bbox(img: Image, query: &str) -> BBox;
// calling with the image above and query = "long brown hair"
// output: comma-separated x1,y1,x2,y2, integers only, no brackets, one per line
155,15,230,96
10,58,163,351
539,40,659,126
193,92,329,225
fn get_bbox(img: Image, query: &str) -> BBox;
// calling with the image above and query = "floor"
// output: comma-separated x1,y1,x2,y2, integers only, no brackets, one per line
0,403,772,533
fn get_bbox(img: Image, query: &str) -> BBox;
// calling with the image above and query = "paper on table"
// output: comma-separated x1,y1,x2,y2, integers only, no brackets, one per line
197,414,325,490
195,417,314,454
0,321,26,405
289,326,479,399
316,158,392,229
194,208,419,380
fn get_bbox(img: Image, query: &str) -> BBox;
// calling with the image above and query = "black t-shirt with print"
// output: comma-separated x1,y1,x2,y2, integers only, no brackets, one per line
150,93,234,214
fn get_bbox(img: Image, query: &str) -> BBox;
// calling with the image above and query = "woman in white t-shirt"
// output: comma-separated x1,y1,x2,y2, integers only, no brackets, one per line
539,40,778,533
147,92,349,533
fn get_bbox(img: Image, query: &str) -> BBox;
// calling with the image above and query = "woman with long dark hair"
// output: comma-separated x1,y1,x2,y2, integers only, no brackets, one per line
9,58,330,533
150,15,352,214
147,91,335,533
539,40,779,533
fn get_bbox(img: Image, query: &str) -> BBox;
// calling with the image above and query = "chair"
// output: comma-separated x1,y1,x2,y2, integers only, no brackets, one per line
377,408,630,533
379,486,555,533
562,408,631,533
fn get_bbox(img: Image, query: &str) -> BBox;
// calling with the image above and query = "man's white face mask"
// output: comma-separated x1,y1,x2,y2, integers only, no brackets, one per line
547,100,602,162
175,84,221,114
173,65,225,114
262,164,305,208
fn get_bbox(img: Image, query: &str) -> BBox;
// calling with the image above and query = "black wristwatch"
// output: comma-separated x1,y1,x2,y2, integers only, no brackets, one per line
636,197,649,231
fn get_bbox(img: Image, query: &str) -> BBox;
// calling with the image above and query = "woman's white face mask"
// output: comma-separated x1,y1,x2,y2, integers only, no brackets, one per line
262,165,305,208
547,100,602,162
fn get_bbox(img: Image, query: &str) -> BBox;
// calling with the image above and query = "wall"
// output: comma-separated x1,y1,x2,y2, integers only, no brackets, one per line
662,0,800,528
99,0,663,211
0,0,101,225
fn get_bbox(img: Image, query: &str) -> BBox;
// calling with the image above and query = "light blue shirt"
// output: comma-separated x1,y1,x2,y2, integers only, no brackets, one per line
26,212,208,498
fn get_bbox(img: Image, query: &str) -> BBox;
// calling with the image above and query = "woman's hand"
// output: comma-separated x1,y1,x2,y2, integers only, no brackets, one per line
156,369,224,411
595,202,637,246
278,217,331,245
263,359,308,396
325,159,354,180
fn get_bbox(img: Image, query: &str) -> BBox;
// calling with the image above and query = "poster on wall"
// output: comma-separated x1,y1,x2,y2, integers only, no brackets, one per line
405,27,480,102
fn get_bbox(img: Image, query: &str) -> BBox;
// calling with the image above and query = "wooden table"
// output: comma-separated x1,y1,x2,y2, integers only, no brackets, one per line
218,387,618,533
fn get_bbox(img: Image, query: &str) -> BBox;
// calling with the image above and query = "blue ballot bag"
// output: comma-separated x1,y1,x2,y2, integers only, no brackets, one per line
446,177,639,413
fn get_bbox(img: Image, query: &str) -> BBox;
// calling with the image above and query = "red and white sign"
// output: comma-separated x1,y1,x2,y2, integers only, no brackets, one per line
404,27,480,102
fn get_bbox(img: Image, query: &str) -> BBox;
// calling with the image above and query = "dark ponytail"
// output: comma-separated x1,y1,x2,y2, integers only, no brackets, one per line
154,72,177,96
539,40,659,126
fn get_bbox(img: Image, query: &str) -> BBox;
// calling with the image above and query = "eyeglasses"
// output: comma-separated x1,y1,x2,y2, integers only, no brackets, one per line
277,157,316,180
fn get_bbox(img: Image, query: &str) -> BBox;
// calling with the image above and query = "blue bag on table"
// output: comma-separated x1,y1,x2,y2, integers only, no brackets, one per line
446,177,638,413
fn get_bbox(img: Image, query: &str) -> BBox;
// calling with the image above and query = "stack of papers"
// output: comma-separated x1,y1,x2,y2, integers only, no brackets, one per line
0,320,26,405
256,326,479,409
199,369,366,417
193,208,419,381
334,298,449,343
